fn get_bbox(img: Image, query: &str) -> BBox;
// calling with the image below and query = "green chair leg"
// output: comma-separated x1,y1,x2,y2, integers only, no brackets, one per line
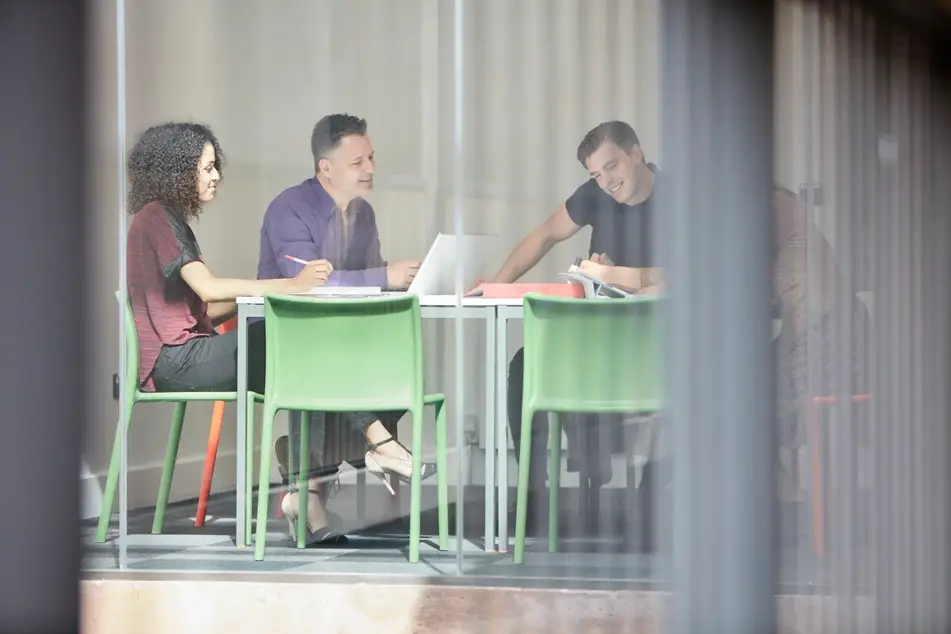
95,396,136,543
245,396,255,545
435,400,449,551
408,406,424,563
296,412,310,549
513,405,536,564
286,429,296,540
547,413,562,553
152,401,187,534
253,406,277,561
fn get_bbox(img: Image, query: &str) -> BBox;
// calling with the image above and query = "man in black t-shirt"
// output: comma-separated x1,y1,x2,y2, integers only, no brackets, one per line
489,121,663,531
490,120,662,291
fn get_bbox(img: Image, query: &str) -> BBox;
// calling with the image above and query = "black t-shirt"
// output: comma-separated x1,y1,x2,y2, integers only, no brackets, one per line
564,164,659,268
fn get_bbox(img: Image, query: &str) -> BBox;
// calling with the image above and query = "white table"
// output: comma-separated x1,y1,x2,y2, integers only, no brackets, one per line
494,301,524,551
234,294,501,550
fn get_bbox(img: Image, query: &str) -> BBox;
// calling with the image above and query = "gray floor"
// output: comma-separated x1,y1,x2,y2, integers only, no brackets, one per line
84,487,660,585
81,484,854,592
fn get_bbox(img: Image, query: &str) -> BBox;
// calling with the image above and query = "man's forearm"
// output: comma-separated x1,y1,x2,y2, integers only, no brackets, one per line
328,267,388,288
598,266,664,292
492,233,553,283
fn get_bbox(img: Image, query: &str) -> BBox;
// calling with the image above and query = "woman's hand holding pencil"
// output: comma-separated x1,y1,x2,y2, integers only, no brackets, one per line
284,254,334,290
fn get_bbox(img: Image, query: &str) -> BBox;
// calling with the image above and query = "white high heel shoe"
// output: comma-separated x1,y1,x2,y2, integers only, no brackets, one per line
364,437,437,495
280,492,348,547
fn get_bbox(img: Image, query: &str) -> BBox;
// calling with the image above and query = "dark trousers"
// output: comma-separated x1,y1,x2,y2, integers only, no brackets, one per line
507,347,552,491
151,321,404,479
152,321,267,394
508,347,620,491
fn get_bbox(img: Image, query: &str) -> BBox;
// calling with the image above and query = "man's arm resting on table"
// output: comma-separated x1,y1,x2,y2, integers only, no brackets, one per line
584,263,665,293
637,283,666,295
491,204,582,283
181,261,297,302
327,266,388,288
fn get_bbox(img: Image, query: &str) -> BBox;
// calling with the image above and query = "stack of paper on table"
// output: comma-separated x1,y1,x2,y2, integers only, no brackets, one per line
296,286,382,297
559,266,631,298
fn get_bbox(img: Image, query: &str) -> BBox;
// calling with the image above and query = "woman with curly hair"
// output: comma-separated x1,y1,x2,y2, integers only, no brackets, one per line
125,122,346,545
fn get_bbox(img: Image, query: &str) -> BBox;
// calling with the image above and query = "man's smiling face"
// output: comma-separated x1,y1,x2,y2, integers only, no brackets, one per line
585,140,644,205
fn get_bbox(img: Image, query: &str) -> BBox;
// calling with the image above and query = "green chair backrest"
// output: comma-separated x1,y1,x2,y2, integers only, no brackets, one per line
522,293,666,414
116,290,141,398
262,294,424,412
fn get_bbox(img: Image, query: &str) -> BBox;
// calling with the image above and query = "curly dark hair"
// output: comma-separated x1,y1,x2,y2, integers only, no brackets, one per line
127,122,224,219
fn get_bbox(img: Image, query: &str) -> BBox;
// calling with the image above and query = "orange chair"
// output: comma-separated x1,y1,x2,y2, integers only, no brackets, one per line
803,393,872,557
194,316,239,527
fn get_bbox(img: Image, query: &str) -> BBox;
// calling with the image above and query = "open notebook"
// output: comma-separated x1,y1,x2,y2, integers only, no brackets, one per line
559,266,632,298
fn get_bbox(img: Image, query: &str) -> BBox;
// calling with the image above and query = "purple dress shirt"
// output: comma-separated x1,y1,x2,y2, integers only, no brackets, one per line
257,178,388,287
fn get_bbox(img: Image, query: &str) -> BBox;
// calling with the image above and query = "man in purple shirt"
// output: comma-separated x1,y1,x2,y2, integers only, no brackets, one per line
258,114,419,288
257,114,434,544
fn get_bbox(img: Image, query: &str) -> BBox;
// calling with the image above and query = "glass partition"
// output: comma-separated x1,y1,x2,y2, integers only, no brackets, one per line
79,4,951,624
83,0,673,584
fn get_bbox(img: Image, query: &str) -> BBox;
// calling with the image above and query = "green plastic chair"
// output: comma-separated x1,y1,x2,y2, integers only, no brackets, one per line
252,294,449,563
513,293,666,564
95,292,261,543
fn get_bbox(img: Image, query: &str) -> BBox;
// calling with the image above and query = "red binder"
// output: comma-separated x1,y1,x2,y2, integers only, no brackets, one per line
477,283,584,299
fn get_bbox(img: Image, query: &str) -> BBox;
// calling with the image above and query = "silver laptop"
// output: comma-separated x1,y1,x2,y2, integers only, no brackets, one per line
408,233,495,295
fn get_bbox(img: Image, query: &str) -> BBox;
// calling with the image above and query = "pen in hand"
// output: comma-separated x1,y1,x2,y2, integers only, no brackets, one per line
284,254,309,265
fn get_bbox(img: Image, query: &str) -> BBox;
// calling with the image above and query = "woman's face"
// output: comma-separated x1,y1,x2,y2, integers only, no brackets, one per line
196,142,220,203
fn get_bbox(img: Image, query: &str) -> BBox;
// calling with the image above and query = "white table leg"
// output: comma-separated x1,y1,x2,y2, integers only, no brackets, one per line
236,307,248,548
483,309,497,551
496,310,510,551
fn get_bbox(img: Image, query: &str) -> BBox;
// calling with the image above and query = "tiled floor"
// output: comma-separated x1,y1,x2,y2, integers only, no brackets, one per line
82,484,858,592
84,482,665,585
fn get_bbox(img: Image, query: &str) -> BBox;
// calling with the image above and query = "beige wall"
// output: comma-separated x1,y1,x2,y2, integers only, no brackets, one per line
83,0,664,513
775,0,857,249
84,0,821,514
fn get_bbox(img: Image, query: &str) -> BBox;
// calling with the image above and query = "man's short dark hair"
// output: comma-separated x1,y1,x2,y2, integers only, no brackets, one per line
576,121,640,167
311,113,368,166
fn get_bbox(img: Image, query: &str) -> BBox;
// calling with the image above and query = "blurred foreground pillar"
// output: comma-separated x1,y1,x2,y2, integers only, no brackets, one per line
0,1,85,633
659,1,776,633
